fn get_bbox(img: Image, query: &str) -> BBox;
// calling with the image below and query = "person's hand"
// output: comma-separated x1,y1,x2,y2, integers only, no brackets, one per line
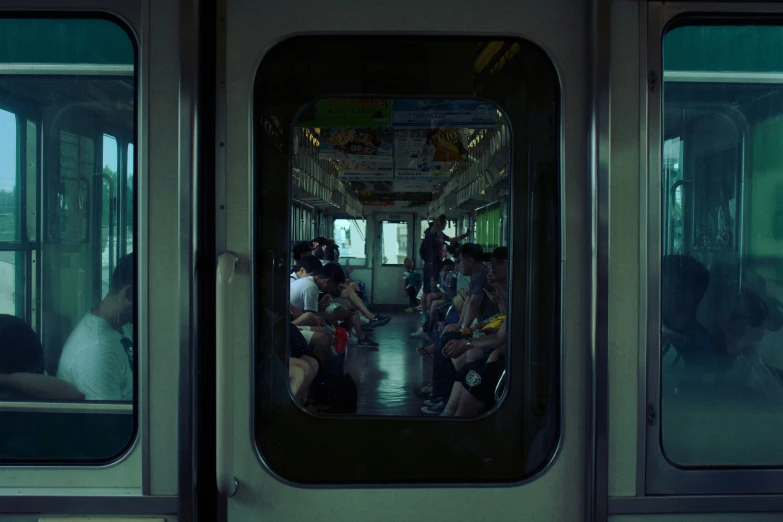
333,309,355,322
442,339,468,358
484,287,505,306
443,323,461,333
319,294,333,310
347,267,354,274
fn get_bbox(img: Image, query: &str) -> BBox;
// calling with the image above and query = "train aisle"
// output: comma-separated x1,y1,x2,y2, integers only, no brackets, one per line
344,312,433,416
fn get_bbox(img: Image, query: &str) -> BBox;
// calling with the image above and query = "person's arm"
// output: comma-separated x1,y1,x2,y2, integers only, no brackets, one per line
290,303,302,319
485,286,507,314
443,293,480,332
0,373,85,401
302,287,320,314
443,321,507,359
460,295,482,330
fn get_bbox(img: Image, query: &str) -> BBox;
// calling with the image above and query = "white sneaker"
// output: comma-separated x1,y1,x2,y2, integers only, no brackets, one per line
360,315,369,324
410,328,428,339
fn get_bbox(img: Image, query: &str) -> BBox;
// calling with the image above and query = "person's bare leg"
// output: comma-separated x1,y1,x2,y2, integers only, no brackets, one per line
340,287,375,319
288,362,306,402
309,332,333,363
296,355,319,404
292,311,319,327
349,313,370,341
455,391,485,418
443,382,463,415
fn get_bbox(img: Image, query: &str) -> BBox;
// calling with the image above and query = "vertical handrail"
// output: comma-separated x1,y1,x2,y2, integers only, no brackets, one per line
494,369,507,404
216,252,239,497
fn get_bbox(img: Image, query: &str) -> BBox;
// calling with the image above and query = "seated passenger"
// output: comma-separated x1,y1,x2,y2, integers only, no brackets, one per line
290,241,312,271
311,237,328,259
421,245,507,414
290,258,379,351
0,314,84,401
661,255,728,371
57,254,134,401
323,244,390,328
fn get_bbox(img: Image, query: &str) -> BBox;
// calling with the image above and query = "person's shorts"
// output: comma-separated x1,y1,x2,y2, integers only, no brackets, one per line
457,358,506,406
298,326,314,345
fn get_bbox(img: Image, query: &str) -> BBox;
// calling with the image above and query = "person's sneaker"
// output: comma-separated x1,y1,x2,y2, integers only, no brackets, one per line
421,398,446,415
404,307,415,313
423,397,443,407
410,327,428,339
359,315,370,324
412,384,433,397
369,315,391,327
357,338,380,350
414,305,423,312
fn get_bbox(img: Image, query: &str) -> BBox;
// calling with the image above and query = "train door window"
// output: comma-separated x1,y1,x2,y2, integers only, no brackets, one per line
380,220,408,265
0,17,136,463
651,20,783,492
333,218,366,265
253,36,560,484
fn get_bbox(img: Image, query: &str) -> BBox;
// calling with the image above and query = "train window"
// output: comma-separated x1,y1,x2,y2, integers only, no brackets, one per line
333,218,367,265
380,220,408,265
253,36,560,484
659,23,783,468
0,17,136,463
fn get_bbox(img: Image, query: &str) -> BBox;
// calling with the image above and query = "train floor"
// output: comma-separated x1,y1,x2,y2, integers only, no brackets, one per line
345,311,433,416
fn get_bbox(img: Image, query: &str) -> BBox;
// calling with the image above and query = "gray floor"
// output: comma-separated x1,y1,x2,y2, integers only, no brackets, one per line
345,312,433,416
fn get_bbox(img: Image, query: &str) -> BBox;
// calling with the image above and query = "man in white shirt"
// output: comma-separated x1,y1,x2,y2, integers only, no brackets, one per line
58,254,134,401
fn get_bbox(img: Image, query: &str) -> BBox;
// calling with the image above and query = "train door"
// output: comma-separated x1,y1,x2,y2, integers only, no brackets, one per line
0,1,182,520
372,213,414,306
606,2,783,521
217,0,591,521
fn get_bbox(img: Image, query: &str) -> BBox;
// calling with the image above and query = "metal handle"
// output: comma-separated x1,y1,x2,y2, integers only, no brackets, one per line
216,252,239,497
495,369,507,404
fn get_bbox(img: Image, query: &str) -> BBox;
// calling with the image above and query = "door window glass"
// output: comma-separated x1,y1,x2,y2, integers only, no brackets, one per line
333,218,366,263
380,220,408,265
661,23,783,466
0,17,136,463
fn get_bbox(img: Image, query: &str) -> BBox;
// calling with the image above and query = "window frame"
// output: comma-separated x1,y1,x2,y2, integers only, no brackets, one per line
251,35,563,485
645,8,783,495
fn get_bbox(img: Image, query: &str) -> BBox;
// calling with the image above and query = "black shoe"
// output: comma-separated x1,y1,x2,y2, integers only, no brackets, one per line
368,315,392,328
358,338,380,350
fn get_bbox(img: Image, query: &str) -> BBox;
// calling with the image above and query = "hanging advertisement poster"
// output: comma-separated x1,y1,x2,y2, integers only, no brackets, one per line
361,191,434,202
319,127,394,161
392,179,440,192
392,99,498,128
295,98,392,127
394,128,467,179
338,160,394,181
350,181,394,197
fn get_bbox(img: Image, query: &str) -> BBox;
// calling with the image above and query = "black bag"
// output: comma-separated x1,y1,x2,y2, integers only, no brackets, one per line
316,373,358,414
